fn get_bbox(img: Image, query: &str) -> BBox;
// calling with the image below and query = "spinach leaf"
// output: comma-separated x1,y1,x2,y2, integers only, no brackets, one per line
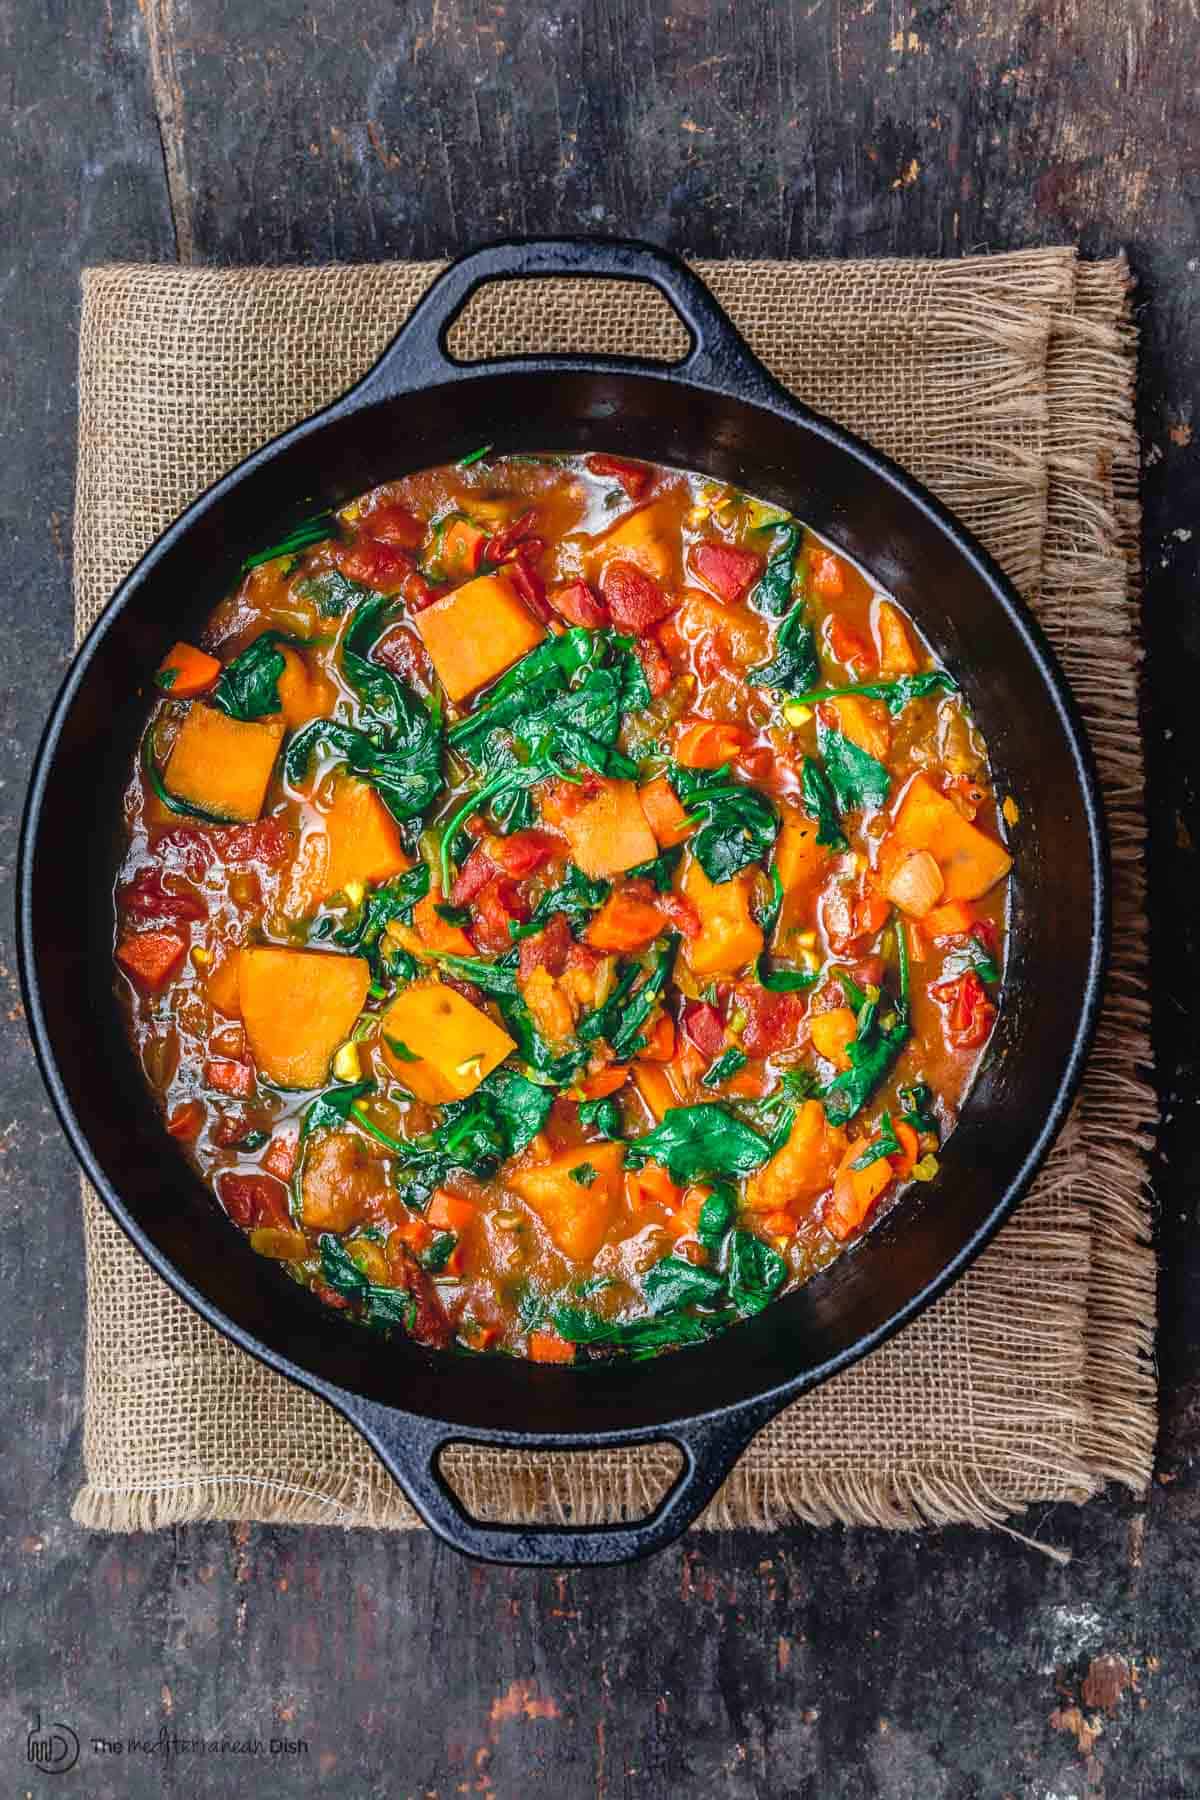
510,864,610,939
702,1047,749,1089
285,695,442,826
434,902,472,928
697,1184,737,1253
578,1095,623,1138
898,1081,938,1136
750,524,802,618
822,987,910,1127
850,1112,901,1169
317,1233,417,1331
577,959,645,1047
756,960,820,994
750,600,820,695
627,844,684,893
785,671,957,717
801,755,848,851
331,865,430,979
243,511,336,572
624,1104,771,1184
211,632,297,720
458,442,493,468
296,569,374,618
671,767,778,883
608,938,677,1060
642,1256,726,1314
725,1229,788,1315
815,720,891,813
420,1231,458,1273
448,629,601,757
432,950,520,997
480,1066,556,1157
551,1302,729,1358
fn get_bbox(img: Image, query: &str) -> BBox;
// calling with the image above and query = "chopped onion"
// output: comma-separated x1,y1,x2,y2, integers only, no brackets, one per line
883,849,944,919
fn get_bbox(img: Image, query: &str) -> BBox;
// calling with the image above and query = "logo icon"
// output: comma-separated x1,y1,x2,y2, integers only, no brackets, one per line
26,1714,80,1775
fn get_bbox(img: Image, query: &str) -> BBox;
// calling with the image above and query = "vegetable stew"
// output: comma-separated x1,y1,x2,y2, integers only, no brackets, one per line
114,451,1013,1361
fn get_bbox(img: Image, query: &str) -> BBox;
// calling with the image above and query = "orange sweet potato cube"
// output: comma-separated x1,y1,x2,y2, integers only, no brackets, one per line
238,946,370,1088
509,1141,625,1261
286,776,411,915
164,704,284,823
414,570,546,701
560,779,658,879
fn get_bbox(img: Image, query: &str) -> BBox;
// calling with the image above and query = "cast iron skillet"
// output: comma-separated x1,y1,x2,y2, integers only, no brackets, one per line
18,238,1107,1565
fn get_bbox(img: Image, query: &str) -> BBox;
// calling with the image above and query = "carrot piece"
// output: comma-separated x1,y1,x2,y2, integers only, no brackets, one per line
827,616,873,672
116,929,187,991
873,599,919,674
891,1120,921,1179
923,899,976,938
638,775,694,848
528,1331,577,1364
674,719,751,769
167,1099,205,1140
578,1065,630,1100
157,641,221,698
625,1163,683,1213
636,1012,676,1063
585,888,665,953
810,1007,859,1070
428,1189,477,1233
810,550,846,597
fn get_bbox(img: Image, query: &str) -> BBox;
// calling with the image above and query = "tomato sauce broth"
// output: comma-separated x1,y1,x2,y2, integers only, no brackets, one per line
114,451,1013,1361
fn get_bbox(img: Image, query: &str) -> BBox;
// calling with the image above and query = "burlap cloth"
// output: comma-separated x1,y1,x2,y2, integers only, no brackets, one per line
71,250,1156,1546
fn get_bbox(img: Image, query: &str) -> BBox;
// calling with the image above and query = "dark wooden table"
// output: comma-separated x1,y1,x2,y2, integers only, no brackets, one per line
5,4,1199,1794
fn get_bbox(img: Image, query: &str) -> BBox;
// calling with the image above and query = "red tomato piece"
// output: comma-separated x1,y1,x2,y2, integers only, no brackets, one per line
683,1000,726,1058
262,1131,299,1181
116,930,187,991
827,617,875,674
601,560,674,633
585,454,652,500
655,892,701,940
736,985,806,1057
634,634,673,698
372,623,432,683
934,968,996,1050
219,817,295,867
167,1100,205,1141
504,552,552,621
219,1172,290,1230
204,1058,257,1098
483,510,538,563
689,541,764,605
211,1110,256,1148
450,844,500,908
470,877,531,952
517,912,572,980
151,827,215,881
121,868,206,924
365,503,425,549
491,830,559,877
549,580,609,628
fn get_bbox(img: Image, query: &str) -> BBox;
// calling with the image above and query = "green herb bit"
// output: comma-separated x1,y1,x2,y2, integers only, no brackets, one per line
850,1112,902,1170
570,1161,598,1188
384,1035,419,1063
242,510,336,572
457,443,494,468
702,1047,749,1089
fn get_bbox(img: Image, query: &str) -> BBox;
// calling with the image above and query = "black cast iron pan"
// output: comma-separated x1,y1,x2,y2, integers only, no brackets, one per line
18,238,1107,1564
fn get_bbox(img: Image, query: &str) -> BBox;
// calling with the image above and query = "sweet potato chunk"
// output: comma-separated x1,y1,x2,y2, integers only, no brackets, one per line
827,1134,896,1240
888,773,1012,902
414,570,545,701
560,779,658,879
379,981,515,1103
639,775,694,849
286,775,411,915
772,808,829,943
594,500,679,587
744,1100,847,1215
509,1141,625,1261
164,704,285,823
826,694,891,763
810,1006,858,1069
300,1129,385,1233
238,946,370,1088
274,646,336,730
680,859,764,977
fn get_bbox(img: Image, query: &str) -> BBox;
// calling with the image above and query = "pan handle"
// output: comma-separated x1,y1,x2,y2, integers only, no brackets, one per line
332,1395,765,1566
334,235,780,408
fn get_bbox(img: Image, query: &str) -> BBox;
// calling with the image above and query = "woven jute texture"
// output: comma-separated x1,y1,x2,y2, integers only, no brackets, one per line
72,251,1155,1544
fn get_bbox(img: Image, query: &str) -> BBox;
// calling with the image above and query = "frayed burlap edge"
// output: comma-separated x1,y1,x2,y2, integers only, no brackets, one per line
68,251,1155,1545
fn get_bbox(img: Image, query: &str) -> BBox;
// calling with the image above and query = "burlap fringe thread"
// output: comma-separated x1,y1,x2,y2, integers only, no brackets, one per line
70,251,1155,1553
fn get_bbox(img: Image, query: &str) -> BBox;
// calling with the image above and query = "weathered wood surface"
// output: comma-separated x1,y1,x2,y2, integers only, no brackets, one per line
3,1,1198,1793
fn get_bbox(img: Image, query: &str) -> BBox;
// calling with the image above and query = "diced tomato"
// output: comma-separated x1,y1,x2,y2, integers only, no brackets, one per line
219,1171,289,1230
428,1188,477,1232
450,844,500,908
262,1130,299,1181
820,882,859,955
491,829,559,878
548,580,608,628
827,616,874,673
585,453,652,499
735,745,776,786
483,509,538,564
674,719,751,768
151,827,215,880
634,634,673,698
654,892,701,940
810,551,847,598
971,917,1000,959
601,560,674,633
167,1100,205,1141
211,1110,255,1148
116,930,187,991
505,552,551,620
688,542,764,605
219,817,295,867
121,867,206,924
528,1331,576,1364
372,623,432,683
625,1164,683,1213
932,969,996,1050
853,892,891,938
203,1059,256,1098
848,954,885,990
735,984,806,1057
338,538,435,610
683,1000,726,1058
578,1064,630,1100
517,912,572,980
365,503,425,549
470,877,531,952
312,1281,351,1311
